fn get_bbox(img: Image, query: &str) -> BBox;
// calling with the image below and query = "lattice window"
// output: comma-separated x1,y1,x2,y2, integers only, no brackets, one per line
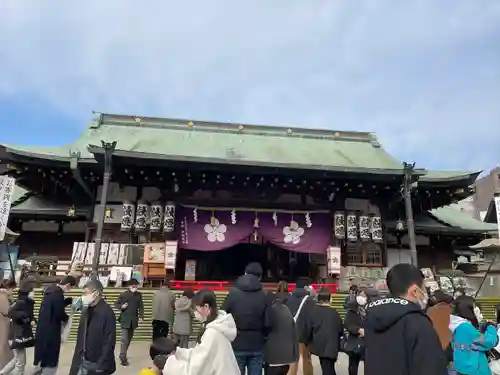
346,241,384,266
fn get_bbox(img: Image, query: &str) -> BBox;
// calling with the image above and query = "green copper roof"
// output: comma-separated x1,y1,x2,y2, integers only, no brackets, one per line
85,114,407,173
429,204,497,233
420,170,480,182
11,185,29,205
0,112,483,177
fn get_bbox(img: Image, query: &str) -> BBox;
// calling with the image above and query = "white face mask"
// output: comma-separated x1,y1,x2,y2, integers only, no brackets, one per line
81,292,97,307
474,306,483,322
28,291,35,300
194,310,206,323
417,287,429,310
356,296,367,306
130,287,138,293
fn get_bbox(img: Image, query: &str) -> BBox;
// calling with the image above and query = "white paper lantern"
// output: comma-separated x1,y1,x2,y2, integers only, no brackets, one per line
359,215,371,241
370,215,383,242
135,202,149,231
150,204,163,232
121,202,135,231
334,212,345,239
346,213,358,242
164,203,176,233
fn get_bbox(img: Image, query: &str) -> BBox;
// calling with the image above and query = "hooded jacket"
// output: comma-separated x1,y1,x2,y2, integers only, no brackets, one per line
286,287,315,344
264,299,299,365
163,311,240,375
364,297,447,375
449,315,498,375
221,274,270,352
8,293,35,349
34,284,70,368
173,296,192,336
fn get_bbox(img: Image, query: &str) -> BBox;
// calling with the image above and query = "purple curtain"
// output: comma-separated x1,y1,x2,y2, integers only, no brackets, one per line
258,212,332,254
177,207,254,251
177,207,332,254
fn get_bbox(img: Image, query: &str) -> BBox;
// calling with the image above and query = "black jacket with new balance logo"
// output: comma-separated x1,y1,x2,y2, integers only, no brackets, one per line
364,297,447,375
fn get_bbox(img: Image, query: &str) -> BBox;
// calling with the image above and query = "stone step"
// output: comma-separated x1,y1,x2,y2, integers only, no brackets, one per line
29,288,500,342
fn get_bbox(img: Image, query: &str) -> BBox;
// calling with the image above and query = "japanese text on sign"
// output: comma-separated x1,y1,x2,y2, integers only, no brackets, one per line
0,176,15,242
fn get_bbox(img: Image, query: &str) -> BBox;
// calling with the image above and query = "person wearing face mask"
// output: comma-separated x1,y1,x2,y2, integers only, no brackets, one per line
163,289,240,375
115,278,144,367
33,275,76,375
343,289,374,375
69,278,116,375
364,263,447,375
0,279,35,375
449,296,498,375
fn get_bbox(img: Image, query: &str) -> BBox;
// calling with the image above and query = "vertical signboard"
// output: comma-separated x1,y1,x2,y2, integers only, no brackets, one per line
0,177,15,242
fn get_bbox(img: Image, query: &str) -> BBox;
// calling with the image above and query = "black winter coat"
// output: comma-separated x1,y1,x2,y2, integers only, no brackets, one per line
34,284,70,368
8,295,35,349
344,304,365,357
115,290,144,329
286,288,315,344
264,299,299,366
364,297,447,375
308,304,343,360
221,274,270,352
69,299,116,375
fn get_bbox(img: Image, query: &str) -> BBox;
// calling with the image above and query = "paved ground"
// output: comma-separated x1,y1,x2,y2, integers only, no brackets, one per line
25,342,364,374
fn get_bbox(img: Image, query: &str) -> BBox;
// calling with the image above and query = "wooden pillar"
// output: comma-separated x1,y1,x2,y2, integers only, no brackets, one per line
92,141,117,276
403,162,418,266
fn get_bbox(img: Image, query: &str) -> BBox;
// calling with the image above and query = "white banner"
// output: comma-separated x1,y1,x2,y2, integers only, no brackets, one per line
495,196,500,245
327,245,341,275
164,240,178,270
0,176,15,242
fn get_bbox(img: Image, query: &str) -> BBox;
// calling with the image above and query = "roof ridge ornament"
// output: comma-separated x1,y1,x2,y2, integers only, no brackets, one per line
369,133,381,148
89,112,103,129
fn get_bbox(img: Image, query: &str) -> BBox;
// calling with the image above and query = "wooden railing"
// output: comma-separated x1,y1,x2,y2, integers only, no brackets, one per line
169,280,340,293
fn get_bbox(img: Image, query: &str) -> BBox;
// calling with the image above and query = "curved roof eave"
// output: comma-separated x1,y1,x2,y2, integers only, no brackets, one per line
419,170,481,184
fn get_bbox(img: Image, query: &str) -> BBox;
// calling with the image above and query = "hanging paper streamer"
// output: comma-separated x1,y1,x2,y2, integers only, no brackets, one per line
164,203,176,233
231,209,237,224
135,202,149,231
346,213,358,242
334,211,345,239
193,207,198,223
272,212,278,226
150,204,163,232
253,213,260,228
359,215,371,241
370,215,383,242
305,213,312,228
121,202,135,231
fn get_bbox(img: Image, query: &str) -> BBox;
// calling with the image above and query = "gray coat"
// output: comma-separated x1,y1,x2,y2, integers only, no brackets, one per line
152,287,175,325
264,300,299,366
172,296,192,336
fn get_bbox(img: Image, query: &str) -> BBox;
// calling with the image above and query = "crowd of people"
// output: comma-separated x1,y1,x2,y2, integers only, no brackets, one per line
0,262,499,375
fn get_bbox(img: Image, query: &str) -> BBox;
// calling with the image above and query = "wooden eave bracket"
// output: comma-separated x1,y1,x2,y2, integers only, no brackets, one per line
69,151,93,198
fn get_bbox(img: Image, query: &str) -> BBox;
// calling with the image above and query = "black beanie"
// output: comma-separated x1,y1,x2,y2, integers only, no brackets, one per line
245,262,263,277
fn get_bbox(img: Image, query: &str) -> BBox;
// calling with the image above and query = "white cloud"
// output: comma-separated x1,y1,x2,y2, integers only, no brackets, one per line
0,0,499,171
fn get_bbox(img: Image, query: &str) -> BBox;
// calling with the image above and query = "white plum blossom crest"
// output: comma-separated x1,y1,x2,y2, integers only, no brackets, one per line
283,220,304,244
204,218,227,243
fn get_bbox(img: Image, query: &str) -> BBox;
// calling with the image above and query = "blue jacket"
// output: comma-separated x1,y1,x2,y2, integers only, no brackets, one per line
450,315,498,375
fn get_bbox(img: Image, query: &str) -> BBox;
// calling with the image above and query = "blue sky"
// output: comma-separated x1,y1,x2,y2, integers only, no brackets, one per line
1,1,499,172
